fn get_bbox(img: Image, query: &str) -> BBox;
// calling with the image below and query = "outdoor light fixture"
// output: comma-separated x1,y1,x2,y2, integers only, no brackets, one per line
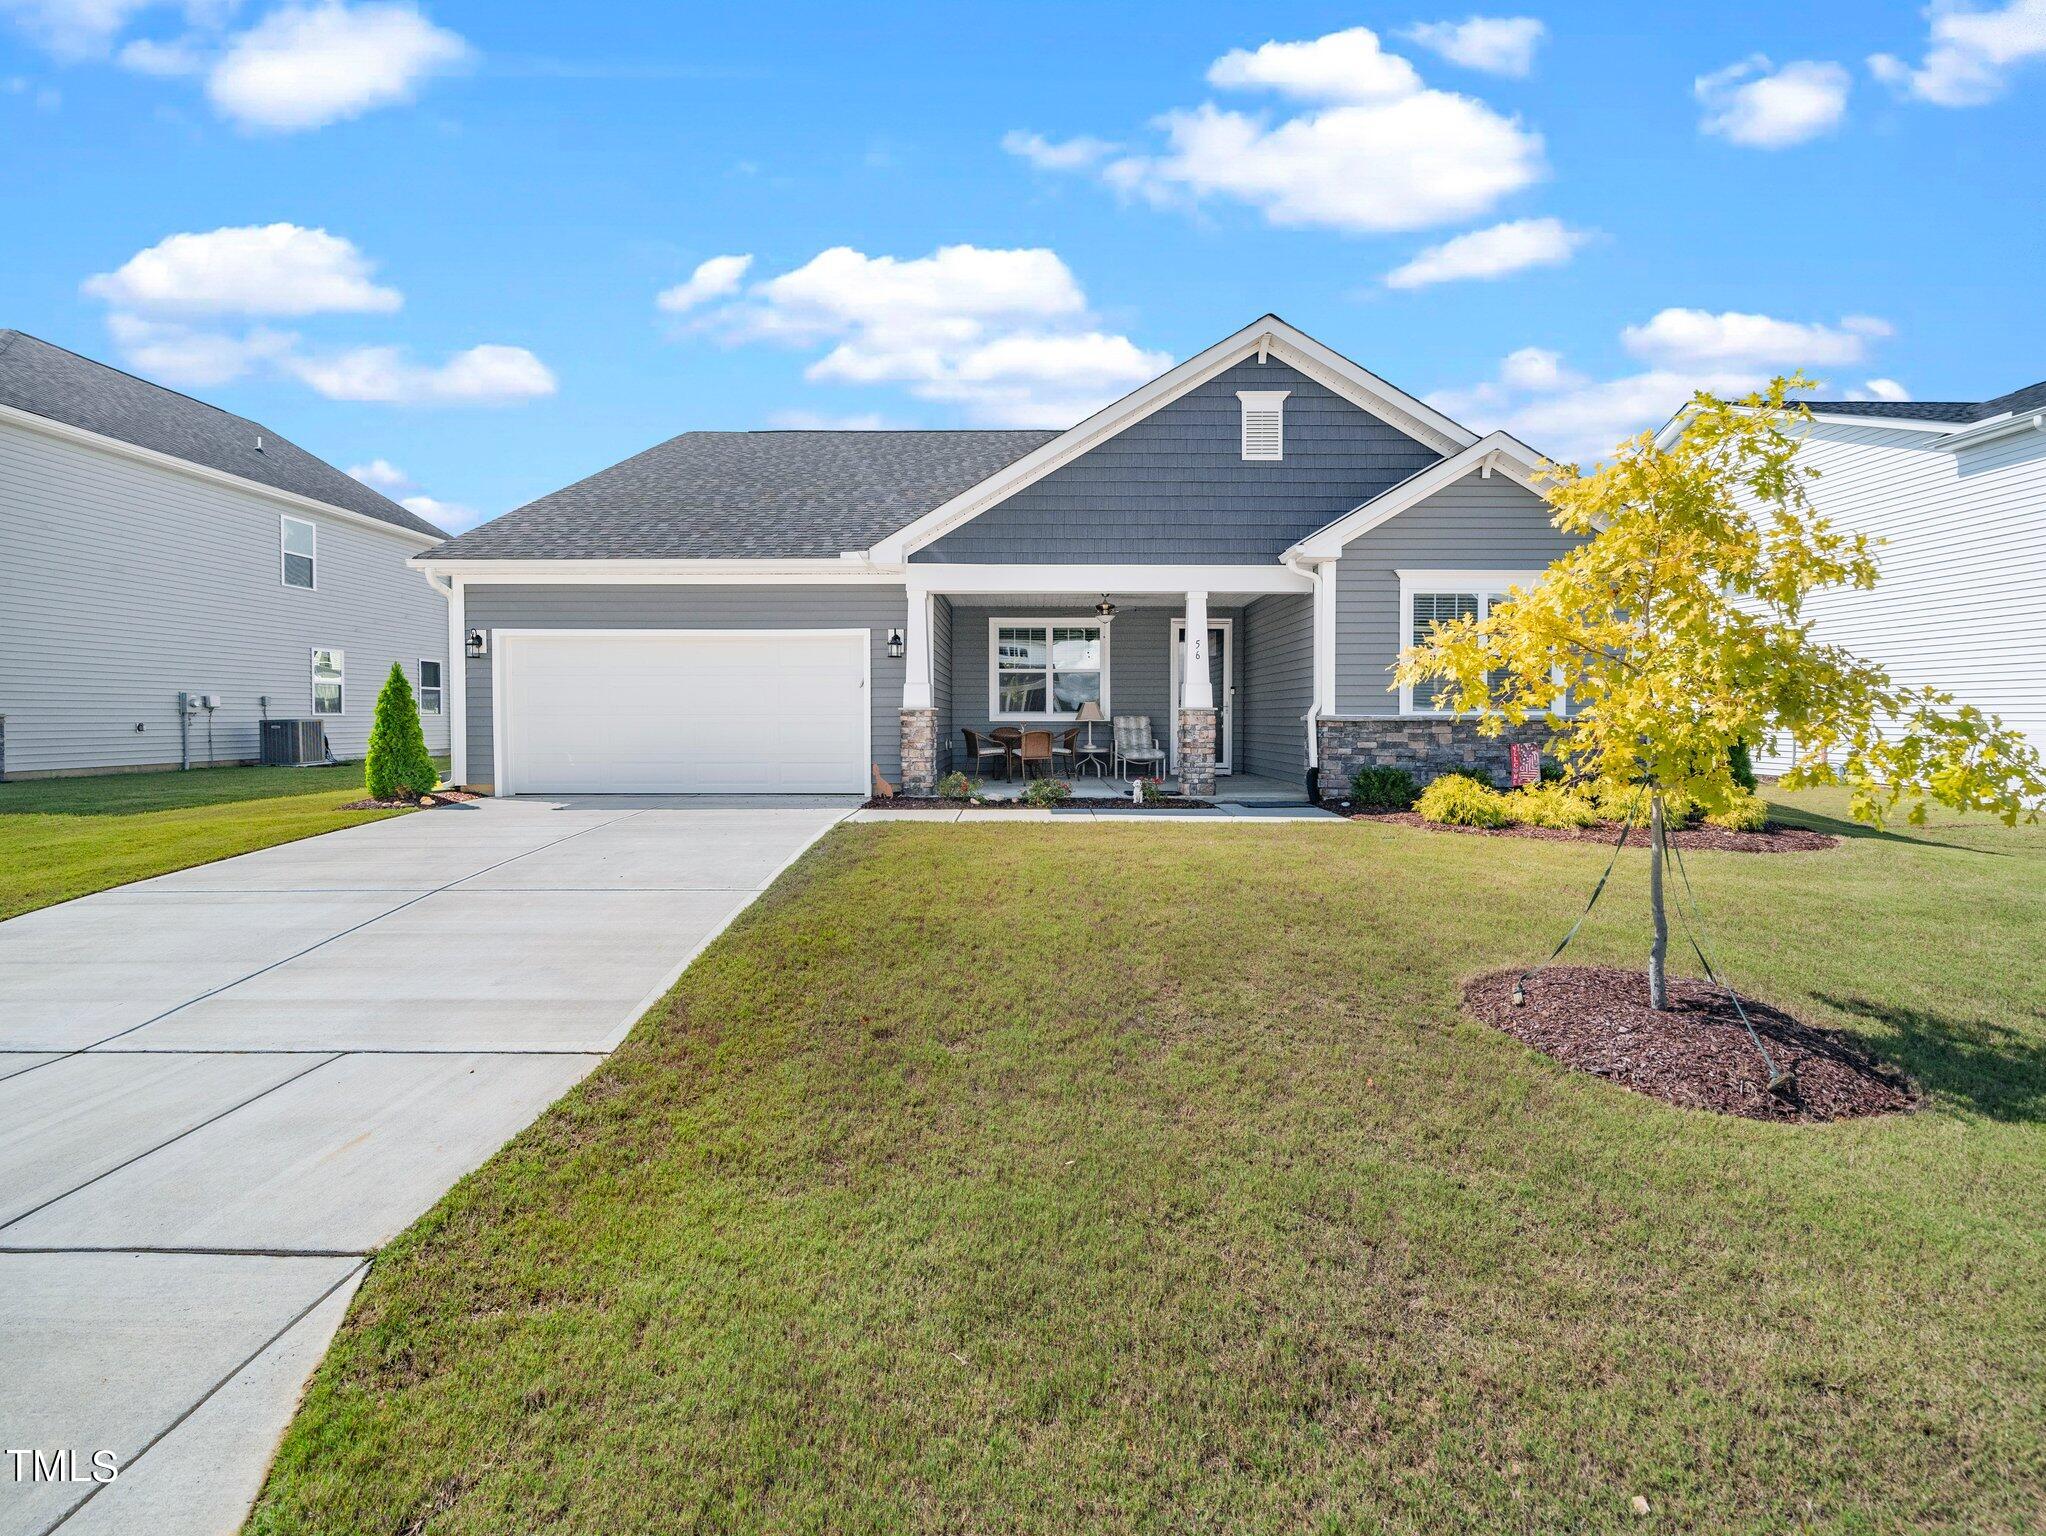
886,628,906,659
1095,595,1117,620
465,629,488,658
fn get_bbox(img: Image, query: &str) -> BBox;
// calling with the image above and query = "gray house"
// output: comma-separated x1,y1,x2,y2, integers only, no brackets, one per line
415,316,1577,801
0,331,451,778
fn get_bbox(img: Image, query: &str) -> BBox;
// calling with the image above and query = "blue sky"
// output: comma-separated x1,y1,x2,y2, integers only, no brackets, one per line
4,2,2042,533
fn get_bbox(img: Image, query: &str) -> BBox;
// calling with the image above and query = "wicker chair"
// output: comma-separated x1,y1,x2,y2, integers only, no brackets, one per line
960,728,1007,781
1113,715,1165,780
1018,729,1055,780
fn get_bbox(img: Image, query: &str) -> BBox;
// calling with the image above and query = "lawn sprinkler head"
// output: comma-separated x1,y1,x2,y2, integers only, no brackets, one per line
1768,1066,1798,1099
1511,980,1527,1007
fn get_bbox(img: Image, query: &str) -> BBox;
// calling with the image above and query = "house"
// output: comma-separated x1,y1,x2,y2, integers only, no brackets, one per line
415,316,1580,801
1659,379,2046,771
0,331,451,778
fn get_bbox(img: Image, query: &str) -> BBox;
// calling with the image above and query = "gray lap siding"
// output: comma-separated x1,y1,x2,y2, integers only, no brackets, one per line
460,583,907,789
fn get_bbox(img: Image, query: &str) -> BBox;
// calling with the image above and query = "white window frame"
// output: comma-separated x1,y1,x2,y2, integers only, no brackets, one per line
1397,570,1544,716
1237,389,1289,462
417,657,443,715
986,616,1111,721
310,647,344,716
281,514,316,590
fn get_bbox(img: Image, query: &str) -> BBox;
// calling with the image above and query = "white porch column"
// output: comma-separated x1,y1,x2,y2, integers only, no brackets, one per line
1312,560,1338,717
446,576,467,788
1181,590,1213,709
901,589,933,710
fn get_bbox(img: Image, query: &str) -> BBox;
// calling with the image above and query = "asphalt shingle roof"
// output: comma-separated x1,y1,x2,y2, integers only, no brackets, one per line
1802,378,2046,425
0,329,444,540
427,429,1058,560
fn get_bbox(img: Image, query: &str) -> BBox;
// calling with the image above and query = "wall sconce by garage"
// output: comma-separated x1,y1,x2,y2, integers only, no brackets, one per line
886,628,906,659
465,628,489,659
1094,594,1117,620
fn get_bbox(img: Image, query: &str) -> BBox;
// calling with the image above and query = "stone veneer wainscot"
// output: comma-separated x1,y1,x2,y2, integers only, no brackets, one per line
1315,717,1548,802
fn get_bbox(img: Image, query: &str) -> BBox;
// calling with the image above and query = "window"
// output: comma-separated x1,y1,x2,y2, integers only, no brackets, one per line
418,658,443,715
281,516,315,589
310,648,344,715
989,619,1106,719
1398,572,1546,715
1237,389,1289,461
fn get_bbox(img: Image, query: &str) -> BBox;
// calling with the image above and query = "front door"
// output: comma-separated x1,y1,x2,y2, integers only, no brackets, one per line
1169,619,1233,773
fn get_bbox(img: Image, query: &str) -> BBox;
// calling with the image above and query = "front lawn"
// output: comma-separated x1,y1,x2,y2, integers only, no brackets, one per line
0,762,426,920
250,788,2044,1534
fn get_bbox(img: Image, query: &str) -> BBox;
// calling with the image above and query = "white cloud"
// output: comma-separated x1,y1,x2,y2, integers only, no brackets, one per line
0,0,165,58
102,312,296,386
399,492,486,532
1001,129,1121,171
1022,26,1545,235
682,244,1168,427
767,409,896,430
1400,17,1546,77
207,2,470,131
83,224,402,316
1498,345,1581,391
1696,56,1850,147
116,34,204,74
1621,308,1889,369
655,254,754,314
1860,377,1911,400
347,456,411,490
1870,0,2046,106
287,342,555,404
1383,216,1590,288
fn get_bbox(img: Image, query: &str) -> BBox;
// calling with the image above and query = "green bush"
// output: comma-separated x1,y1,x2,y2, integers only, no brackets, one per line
1138,778,1169,805
1023,776,1072,807
365,662,437,802
1705,788,1769,831
1348,765,1419,811
1434,766,1498,789
1582,778,1699,827
1728,739,1759,791
936,771,977,801
1415,773,1512,828
1507,783,1602,829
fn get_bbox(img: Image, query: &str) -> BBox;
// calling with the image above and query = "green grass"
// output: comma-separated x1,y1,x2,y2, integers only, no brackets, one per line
249,788,2045,1535
0,762,423,919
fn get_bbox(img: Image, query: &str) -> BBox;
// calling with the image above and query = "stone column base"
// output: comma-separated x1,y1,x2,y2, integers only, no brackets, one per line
1177,707,1217,798
899,708,937,797
1314,717,1548,803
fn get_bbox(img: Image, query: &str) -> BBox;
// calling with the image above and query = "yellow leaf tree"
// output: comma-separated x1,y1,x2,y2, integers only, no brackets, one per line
1396,378,2045,1008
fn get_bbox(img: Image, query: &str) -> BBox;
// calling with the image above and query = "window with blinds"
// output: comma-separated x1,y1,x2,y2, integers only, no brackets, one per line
1236,390,1288,461
1410,592,1480,712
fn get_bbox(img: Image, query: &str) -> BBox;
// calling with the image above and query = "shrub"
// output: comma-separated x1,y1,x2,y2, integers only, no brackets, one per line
1539,757,1566,784
1138,778,1169,805
936,771,977,801
1434,766,1498,789
1508,784,1602,829
1583,777,1698,827
1416,773,1512,828
365,662,437,802
1705,788,1769,831
1348,765,1418,811
1023,776,1072,807
1728,739,1759,791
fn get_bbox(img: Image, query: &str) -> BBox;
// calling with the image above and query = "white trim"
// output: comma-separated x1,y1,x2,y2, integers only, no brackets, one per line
1169,614,1234,772
867,316,1477,563
489,627,872,798
445,576,466,785
1237,389,1289,461
904,563,1311,595
280,513,317,591
1395,571,1543,716
1313,559,1338,719
417,656,444,716
1284,432,1550,561
410,557,904,583
0,400,443,548
309,646,344,717
1939,410,2044,453
986,615,1110,722
1653,401,1973,448
902,590,933,711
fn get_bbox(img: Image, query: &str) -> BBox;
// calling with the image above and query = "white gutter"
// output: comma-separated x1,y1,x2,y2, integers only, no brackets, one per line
1937,410,2043,453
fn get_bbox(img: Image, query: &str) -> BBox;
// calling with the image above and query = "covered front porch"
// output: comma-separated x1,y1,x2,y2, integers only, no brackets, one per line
895,565,1327,801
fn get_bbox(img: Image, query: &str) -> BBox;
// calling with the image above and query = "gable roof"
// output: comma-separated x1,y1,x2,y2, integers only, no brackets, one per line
0,329,443,540
1285,431,1550,561
425,430,1055,560
867,314,1480,563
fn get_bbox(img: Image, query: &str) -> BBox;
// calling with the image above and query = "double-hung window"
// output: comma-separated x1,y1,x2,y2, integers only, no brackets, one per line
418,659,443,715
281,515,316,589
989,619,1106,719
1398,572,1544,715
310,648,344,715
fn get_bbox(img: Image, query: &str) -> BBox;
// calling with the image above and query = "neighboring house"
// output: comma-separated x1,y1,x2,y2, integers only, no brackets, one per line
0,331,451,778
1660,380,2046,772
416,316,1580,801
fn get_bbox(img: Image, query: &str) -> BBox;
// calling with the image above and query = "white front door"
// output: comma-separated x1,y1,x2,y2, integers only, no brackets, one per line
1169,618,1234,773
496,629,870,794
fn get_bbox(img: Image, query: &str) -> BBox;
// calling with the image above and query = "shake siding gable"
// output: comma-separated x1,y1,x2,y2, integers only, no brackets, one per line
0,415,448,775
913,358,1442,564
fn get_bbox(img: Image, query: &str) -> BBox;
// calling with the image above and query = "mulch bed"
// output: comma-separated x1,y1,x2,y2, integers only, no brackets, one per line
1349,810,1836,853
1464,965,1918,1122
862,795,1214,810
338,790,480,811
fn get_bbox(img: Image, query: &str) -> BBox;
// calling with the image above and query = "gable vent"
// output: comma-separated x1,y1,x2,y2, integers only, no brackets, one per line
1237,390,1289,462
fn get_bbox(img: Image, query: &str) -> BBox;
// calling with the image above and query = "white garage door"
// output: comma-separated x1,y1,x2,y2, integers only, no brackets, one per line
498,629,870,794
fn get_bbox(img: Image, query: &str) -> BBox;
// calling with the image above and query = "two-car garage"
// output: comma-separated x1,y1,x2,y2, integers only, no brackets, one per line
492,628,874,795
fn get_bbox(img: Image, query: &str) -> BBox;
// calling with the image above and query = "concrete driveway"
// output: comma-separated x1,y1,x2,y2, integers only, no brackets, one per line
0,794,852,1536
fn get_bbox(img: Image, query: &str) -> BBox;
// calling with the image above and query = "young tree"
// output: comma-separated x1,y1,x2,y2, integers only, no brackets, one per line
1397,378,2045,1008
364,662,439,802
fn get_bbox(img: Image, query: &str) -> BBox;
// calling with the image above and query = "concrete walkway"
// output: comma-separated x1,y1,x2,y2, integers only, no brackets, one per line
0,795,853,1536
